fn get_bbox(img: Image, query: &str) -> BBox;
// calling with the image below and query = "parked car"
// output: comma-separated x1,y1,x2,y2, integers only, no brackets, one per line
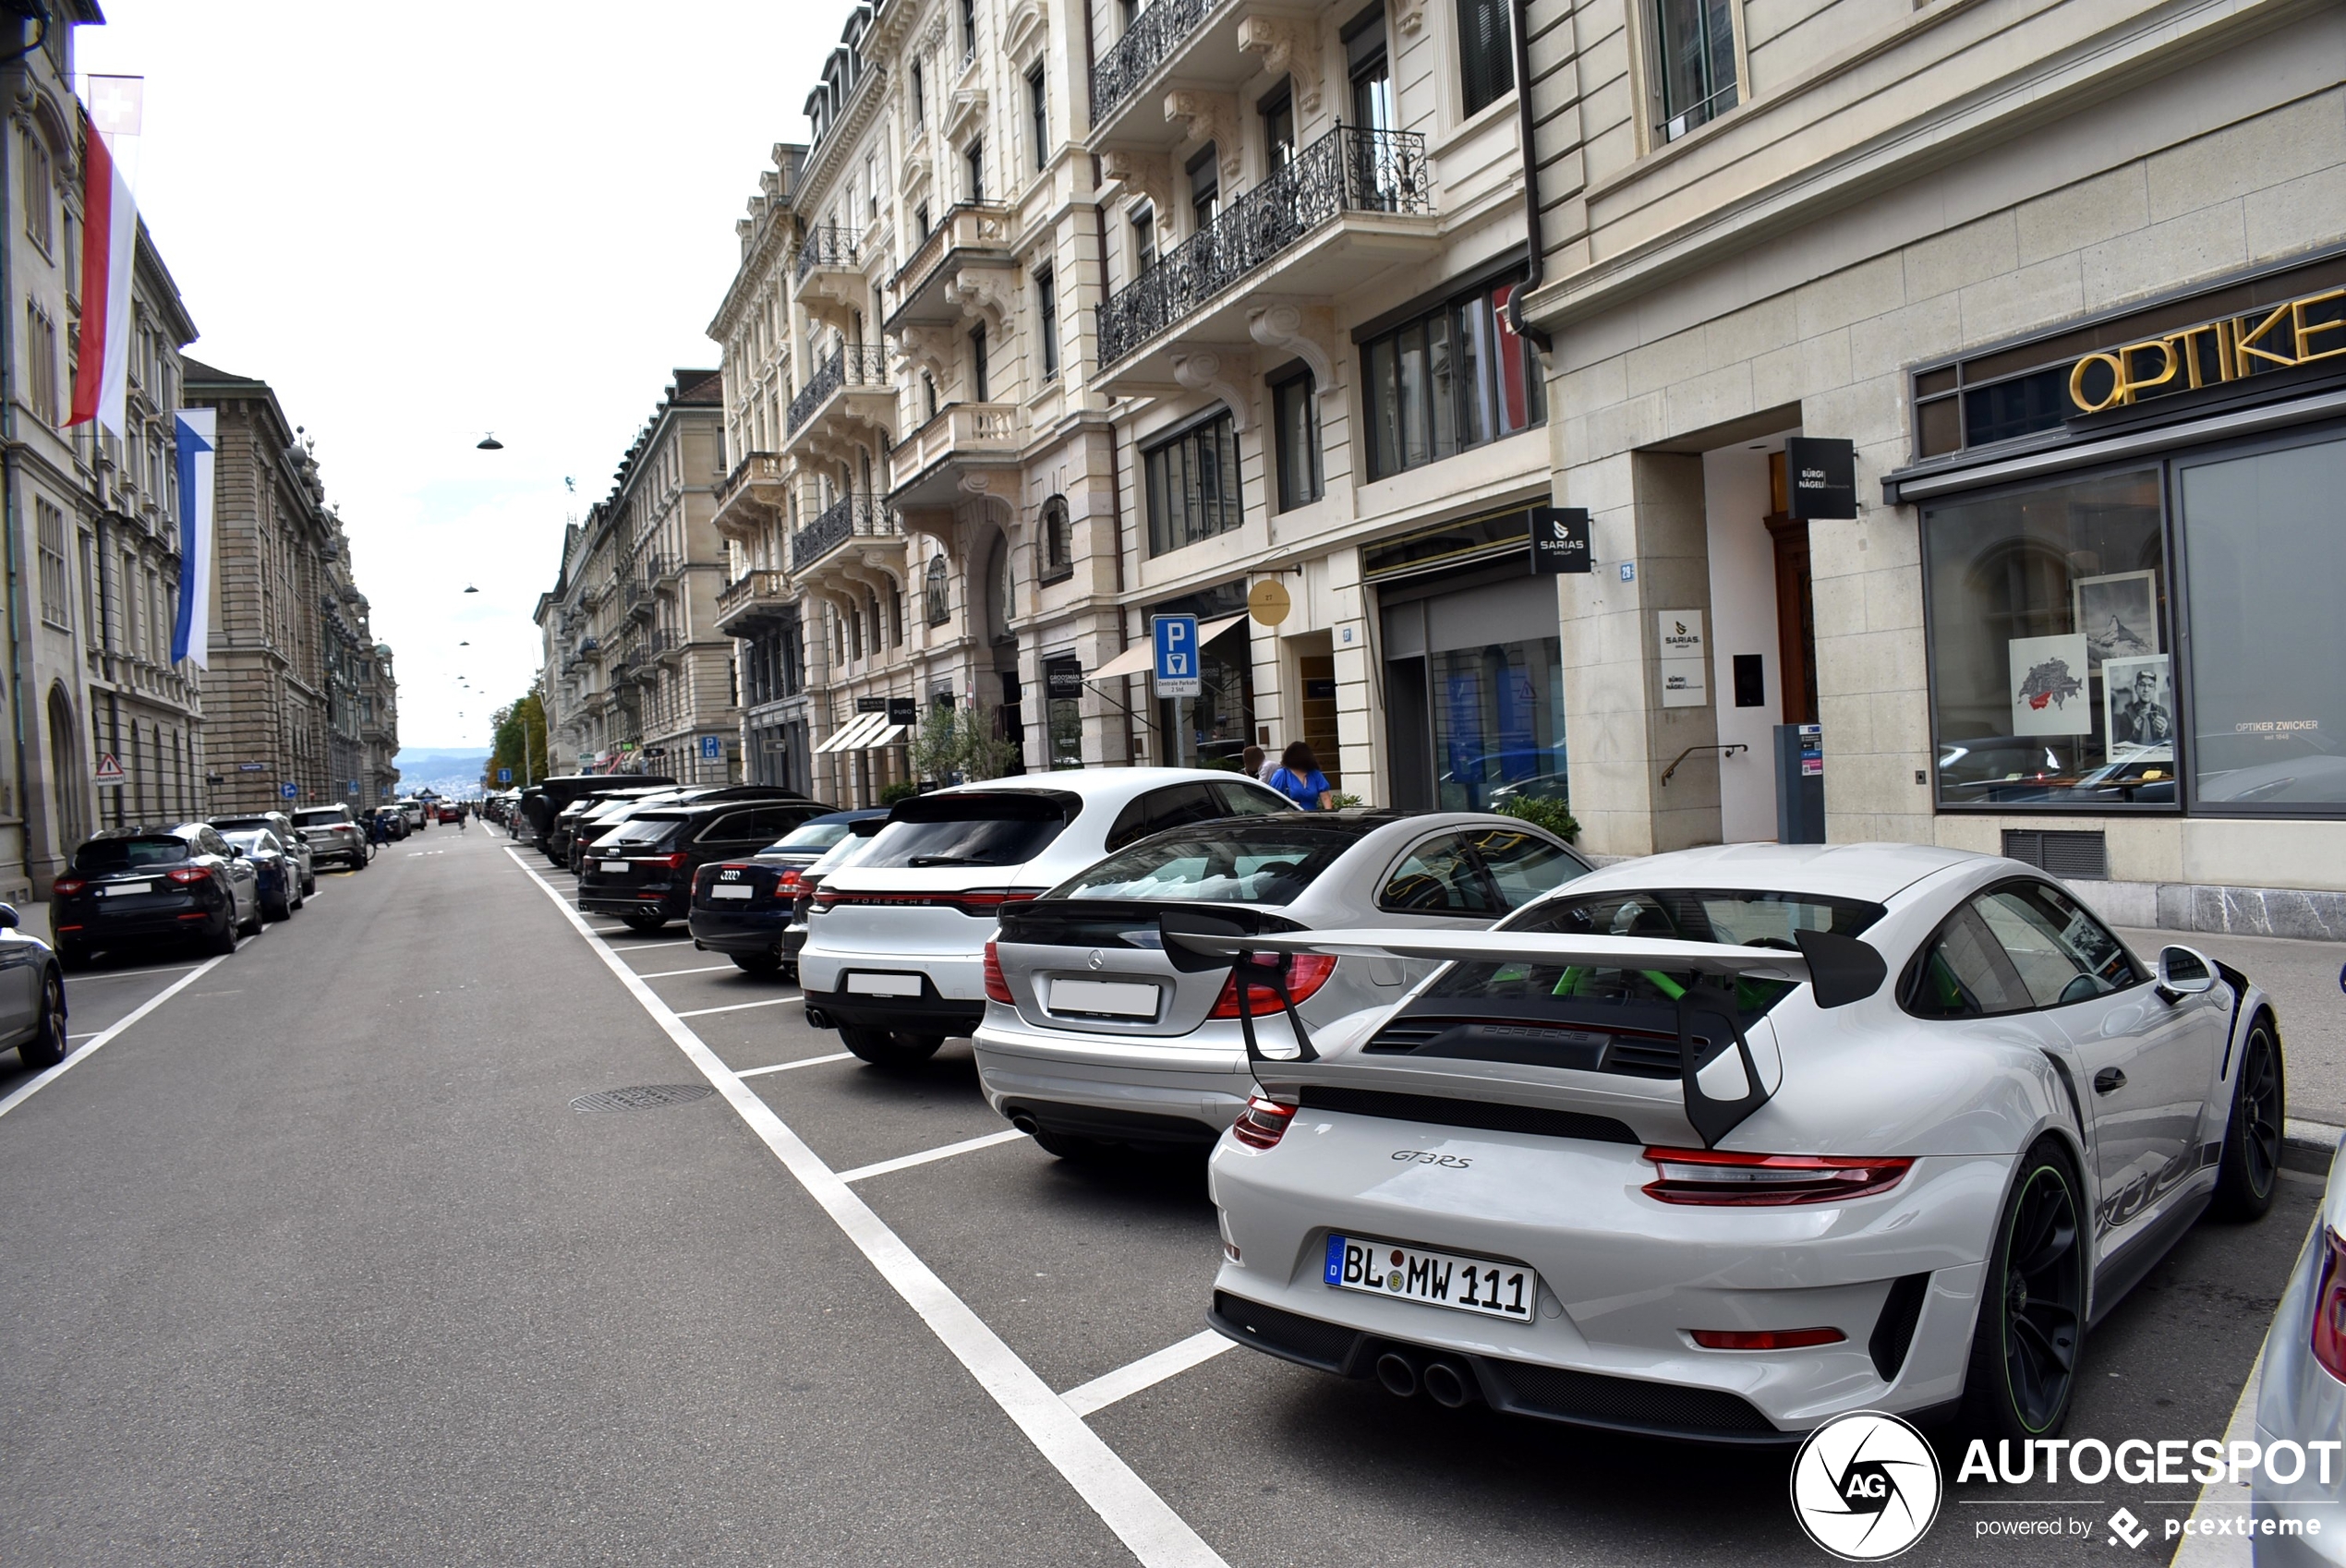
798,768,1295,1067
370,806,407,841
519,775,678,851
291,803,368,870
218,827,304,920
2253,1135,2342,1560
212,813,314,897
576,795,829,932
977,813,1591,1157
565,787,697,872
689,809,889,976
51,824,263,966
0,900,67,1069
394,798,428,832
1193,842,2279,1444
435,801,465,825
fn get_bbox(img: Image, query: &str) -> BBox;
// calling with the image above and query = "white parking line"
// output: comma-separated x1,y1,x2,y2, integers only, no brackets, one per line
675,996,800,1019
735,1050,852,1077
613,938,697,951
1060,1332,1239,1420
61,963,204,984
637,963,739,980
504,847,1227,1568
0,954,229,1122
837,1129,1028,1185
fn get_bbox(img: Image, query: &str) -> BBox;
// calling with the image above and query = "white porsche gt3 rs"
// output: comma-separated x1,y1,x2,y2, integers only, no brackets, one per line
1179,843,2282,1445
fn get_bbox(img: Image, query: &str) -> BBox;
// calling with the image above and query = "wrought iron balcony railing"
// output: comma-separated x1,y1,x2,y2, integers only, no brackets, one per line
1091,0,1223,127
793,223,859,284
792,493,891,572
1098,125,1433,366
787,343,890,434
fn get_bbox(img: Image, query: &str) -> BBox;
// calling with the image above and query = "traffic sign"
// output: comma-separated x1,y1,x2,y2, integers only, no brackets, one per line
699,735,722,760
1152,614,1202,697
497,767,513,784
281,782,299,800
93,753,125,786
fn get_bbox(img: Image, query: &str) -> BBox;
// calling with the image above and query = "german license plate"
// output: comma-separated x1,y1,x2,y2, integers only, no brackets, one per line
1325,1235,1537,1322
846,972,922,996
102,882,153,897
1047,978,1158,1018
601,860,630,873
709,885,754,900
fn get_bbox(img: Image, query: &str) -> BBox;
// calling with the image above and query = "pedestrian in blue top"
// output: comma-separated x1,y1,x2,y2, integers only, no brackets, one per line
1267,742,1335,811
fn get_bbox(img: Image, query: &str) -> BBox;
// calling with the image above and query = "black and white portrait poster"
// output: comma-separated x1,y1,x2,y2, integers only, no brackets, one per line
2104,654,2174,757
2073,571,2159,674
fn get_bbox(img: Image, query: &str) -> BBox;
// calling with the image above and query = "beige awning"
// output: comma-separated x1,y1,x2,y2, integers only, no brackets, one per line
816,712,891,754
1087,614,1250,681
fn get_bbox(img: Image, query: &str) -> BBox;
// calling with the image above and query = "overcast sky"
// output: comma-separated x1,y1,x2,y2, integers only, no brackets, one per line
75,3,856,754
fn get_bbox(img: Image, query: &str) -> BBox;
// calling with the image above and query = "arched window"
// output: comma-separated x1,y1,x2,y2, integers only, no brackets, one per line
986,533,1014,644
46,685,82,848
925,556,950,627
1039,495,1072,582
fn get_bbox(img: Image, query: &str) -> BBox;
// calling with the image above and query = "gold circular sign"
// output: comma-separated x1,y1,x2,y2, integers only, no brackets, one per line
1248,578,1292,626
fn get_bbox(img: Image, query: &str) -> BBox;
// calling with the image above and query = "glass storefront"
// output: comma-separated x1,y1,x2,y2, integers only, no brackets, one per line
1379,553,1567,811
1430,638,1567,810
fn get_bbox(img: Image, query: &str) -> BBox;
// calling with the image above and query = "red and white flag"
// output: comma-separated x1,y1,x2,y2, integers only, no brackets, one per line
67,107,136,438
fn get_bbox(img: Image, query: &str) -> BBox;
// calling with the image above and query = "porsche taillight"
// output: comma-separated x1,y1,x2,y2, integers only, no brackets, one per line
983,941,1013,1003
1207,953,1337,1019
2310,1229,2346,1383
1641,1147,1913,1206
1230,1096,1297,1151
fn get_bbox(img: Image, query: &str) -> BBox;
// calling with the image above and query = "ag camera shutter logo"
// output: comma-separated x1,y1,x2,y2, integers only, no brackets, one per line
1789,1411,1941,1561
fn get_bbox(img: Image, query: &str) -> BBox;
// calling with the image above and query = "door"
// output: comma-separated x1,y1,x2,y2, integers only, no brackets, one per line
0,929,41,1041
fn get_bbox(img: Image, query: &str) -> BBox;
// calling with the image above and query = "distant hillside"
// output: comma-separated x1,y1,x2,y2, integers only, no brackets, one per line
393,748,491,797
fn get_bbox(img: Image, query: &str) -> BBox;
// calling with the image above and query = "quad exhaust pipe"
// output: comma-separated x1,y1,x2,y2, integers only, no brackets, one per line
1373,1350,1477,1408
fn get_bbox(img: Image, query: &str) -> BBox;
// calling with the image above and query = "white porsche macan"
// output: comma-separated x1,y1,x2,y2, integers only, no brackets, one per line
1180,843,2282,1444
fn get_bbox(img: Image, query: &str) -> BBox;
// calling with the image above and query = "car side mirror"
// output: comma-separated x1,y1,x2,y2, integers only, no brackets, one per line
0,903,19,930
2157,946,2216,1001
228,845,245,860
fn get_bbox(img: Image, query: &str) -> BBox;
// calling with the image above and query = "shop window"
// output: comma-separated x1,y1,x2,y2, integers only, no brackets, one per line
1649,0,1737,143
1039,496,1073,583
1273,370,1322,512
2178,432,2346,811
1430,638,1567,810
1144,410,1243,556
1361,276,1544,480
1921,470,2172,810
1457,0,1514,116
1044,657,1083,769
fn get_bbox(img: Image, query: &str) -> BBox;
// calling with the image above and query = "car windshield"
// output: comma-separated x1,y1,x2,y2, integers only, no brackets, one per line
73,836,191,872
1415,888,1888,1027
859,793,1072,870
1051,826,1360,906
600,814,690,849
762,820,856,855
293,810,347,826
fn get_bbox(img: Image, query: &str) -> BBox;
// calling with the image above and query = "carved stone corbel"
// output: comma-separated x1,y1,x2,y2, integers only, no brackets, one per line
1248,304,1336,392
1098,148,1170,217
891,324,955,390
1161,90,1241,183
1391,0,1427,34
944,269,1014,333
1235,16,1324,118
1172,352,1253,433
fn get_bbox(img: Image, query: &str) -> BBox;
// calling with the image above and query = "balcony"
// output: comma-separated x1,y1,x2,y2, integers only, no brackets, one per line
888,403,1022,510
712,451,789,540
884,203,1014,330
714,569,793,636
648,628,686,665
792,493,894,573
1090,0,1229,139
1097,126,1438,383
623,576,657,621
578,636,604,664
784,343,894,452
794,223,866,323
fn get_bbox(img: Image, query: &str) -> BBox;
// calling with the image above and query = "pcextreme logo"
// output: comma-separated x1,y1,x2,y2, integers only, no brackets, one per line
1790,1411,1944,1561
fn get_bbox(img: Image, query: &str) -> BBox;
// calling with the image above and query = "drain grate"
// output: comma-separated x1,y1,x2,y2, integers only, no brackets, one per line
570,1084,718,1114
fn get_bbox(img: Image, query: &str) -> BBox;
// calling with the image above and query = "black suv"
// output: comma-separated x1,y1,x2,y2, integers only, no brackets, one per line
51,825,264,966
577,795,829,932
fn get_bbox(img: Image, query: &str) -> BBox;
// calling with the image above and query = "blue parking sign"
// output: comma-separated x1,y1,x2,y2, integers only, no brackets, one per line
280,782,298,800
700,735,721,761
1152,614,1202,697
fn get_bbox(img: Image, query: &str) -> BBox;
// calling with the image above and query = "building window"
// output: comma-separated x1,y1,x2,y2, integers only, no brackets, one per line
1187,147,1218,231
1028,63,1048,169
35,501,67,628
24,305,57,428
970,324,989,401
1457,0,1516,116
1144,410,1242,556
911,59,925,130
925,555,951,626
922,372,938,420
1035,264,1059,378
1348,6,1395,133
914,201,931,239
1261,83,1296,173
1651,0,1738,142
1040,495,1073,582
961,0,977,61
1272,370,1323,512
1361,275,1545,480
21,128,51,253
1131,205,1156,275
965,138,985,202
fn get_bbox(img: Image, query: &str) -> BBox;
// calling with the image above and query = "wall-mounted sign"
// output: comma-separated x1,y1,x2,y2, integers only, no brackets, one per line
236,762,268,773
1246,579,1291,625
94,753,125,786
855,696,889,713
2071,284,2346,413
700,735,723,760
1044,666,1083,701
1657,611,1709,708
1530,507,1591,573
888,696,918,723
1784,438,1856,520
1151,615,1201,698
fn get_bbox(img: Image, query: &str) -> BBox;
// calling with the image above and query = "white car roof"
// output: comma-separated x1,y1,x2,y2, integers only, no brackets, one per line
1564,841,1989,903
925,767,1265,803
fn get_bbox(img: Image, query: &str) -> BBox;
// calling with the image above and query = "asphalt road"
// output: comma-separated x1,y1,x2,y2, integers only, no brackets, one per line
0,826,2324,1566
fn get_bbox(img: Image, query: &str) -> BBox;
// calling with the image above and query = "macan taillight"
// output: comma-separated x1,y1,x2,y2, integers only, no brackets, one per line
814,887,1042,915
1641,1147,1913,1206
1230,1095,1298,1151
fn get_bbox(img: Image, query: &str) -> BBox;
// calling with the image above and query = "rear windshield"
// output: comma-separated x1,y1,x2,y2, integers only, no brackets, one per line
1051,827,1359,906
222,831,276,853
74,836,191,872
1416,888,1887,1027
600,814,690,849
765,820,855,855
805,832,880,875
293,809,349,827
860,793,1071,870
212,818,275,833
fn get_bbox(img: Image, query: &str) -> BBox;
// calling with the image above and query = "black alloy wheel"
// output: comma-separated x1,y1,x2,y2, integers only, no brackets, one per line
2212,1019,2283,1221
18,968,68,1069
1963,1144,2085,1441
208,908,239,956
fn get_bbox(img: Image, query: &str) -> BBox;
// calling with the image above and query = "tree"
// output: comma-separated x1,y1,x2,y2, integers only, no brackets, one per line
488,691,550,786
909,696,1020,787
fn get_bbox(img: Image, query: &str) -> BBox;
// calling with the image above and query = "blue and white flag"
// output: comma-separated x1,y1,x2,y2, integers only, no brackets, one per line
172,408,214,668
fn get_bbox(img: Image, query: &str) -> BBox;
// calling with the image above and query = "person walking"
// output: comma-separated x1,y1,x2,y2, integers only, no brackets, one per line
1266,742,1335,811
1241,744,1265,780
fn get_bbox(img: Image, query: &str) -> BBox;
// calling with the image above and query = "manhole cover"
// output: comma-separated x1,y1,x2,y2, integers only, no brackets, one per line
570,1084,717,1114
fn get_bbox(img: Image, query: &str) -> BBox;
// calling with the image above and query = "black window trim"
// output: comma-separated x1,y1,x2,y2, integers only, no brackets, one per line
1898,875,2151,1020
1376,827,1504,917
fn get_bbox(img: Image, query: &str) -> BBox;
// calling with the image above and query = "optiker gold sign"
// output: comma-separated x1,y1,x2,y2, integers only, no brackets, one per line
2070,285,2346,413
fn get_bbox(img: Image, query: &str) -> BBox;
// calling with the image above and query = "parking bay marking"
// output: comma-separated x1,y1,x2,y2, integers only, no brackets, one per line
61,963,204,985
735,1050,851,1077
836,1129,1028,1185
1060,1333,1239,1420
637,963,741,980
503,847,1229,1568
676,996,802,1019
0,953,230,1122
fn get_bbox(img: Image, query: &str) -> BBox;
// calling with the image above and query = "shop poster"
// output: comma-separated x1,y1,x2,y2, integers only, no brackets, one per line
2008,633,2093,735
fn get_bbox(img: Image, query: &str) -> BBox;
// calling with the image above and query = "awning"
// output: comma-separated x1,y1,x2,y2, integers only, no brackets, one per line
816,712,891,754
1087,614,1251,681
